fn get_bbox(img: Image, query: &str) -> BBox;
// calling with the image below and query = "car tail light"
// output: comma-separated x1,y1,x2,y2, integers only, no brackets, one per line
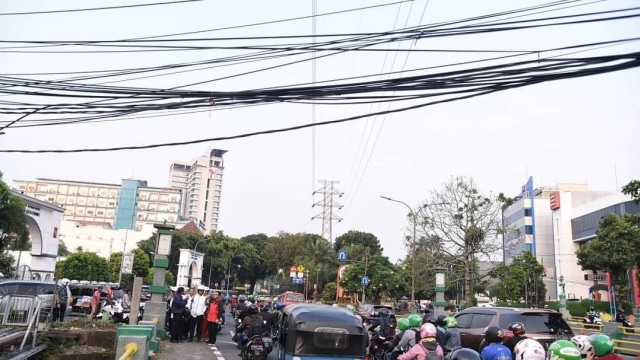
253,338,262,345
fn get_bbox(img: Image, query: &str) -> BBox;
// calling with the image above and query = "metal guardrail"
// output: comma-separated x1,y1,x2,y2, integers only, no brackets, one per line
566,319,640,356
0,295,45,359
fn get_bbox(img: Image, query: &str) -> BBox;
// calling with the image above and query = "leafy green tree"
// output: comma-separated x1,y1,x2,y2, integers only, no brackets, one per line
56,252,110,281
576,213,640,304
0,172,28,276
296,235,335,294
415,176,504,304
263,232,307,274
489,251,546,305
622,180,640,204
58,240,70,257
109,248,150,284
340,254,407,304
319,282,337,303
239,233,271,291
334,231,384,259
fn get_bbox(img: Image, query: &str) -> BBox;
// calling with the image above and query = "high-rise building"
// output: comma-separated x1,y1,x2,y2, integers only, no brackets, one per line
11,178,184,230
502,177,640,303
168,147,227,232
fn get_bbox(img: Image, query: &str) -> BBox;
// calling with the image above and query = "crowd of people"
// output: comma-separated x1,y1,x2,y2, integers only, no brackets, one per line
165,285,225,344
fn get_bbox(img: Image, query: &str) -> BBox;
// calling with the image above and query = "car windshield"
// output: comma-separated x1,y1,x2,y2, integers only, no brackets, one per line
286,293,304,302
499,313,573,335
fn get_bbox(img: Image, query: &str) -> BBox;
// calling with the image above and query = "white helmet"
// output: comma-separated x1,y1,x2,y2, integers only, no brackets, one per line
571,335,595,360
514,339,545,360
197,285,206,291
61,278,70,285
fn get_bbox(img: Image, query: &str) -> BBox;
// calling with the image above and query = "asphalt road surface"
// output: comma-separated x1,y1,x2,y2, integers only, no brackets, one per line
212,311,278,360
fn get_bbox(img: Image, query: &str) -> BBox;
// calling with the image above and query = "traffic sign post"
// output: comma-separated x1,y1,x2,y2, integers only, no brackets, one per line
361,276,369,286
289,266,297,278
297,265,305,272
338,249,347,262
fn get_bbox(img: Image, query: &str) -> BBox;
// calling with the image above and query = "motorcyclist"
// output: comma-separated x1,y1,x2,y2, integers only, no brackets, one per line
258,302,274,335
236,295,248,319
370,309,394,337
236,304,264,357
588,334,624,360
442,316,461,355
479,326,511,360
388,317,419,360
503,322,526,355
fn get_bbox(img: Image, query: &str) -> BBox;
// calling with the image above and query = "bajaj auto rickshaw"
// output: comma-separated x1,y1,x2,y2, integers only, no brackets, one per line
277,303,366,360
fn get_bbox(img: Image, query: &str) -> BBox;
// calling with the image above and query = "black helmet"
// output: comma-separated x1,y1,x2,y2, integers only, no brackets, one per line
423,316,438,326
508,322,526,336
484,326,505,344
260,303,270,312
437,315,447,327
248,304,259,314
446,348,481,360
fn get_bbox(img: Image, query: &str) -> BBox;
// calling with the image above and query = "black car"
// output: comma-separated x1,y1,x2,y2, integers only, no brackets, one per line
360,304,396,325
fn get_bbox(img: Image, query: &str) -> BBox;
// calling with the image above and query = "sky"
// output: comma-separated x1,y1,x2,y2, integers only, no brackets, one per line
0,0,638,263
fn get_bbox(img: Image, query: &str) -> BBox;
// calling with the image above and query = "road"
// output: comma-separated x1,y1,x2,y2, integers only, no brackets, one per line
210,311,278,360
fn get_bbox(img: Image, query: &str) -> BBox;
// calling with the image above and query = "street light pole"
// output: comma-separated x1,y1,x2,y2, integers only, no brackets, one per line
226,255,242,294
380,196,417,305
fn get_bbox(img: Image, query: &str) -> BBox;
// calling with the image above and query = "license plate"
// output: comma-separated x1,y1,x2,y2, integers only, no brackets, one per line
262,338,271,343
251,345,262,351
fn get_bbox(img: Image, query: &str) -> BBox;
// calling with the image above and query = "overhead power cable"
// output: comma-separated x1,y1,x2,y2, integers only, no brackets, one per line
0,50,637,153
0,0,203,16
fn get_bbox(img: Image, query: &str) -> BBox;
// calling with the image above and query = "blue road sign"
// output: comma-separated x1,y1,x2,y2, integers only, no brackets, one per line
292,278,303,284
338,249,347,262
361,276,369,286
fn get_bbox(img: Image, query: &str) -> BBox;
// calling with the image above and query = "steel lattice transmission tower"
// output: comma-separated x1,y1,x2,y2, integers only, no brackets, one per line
312,180,344,243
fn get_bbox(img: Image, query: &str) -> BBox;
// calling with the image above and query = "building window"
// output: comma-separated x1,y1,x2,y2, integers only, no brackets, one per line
98,200,106,207
99,190,108,196
97,211,104,216
524,208,532,216
525,225,533,235
107,210,114,217
47,197,55,202
108,201,115,207
88,200,95,206
87,210,94,215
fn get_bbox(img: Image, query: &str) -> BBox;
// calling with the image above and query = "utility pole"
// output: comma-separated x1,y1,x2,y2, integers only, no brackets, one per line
362,247,369,304
312,180,344,243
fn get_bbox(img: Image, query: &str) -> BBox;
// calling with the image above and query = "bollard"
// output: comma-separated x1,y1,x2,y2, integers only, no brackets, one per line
118,342,137,360
116,336,148,360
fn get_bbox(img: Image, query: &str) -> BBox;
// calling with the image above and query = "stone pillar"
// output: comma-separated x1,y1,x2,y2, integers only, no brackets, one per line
434,266,446,316
142,223,174,339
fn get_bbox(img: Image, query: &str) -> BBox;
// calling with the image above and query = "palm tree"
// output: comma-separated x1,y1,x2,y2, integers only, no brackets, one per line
298,235,336,298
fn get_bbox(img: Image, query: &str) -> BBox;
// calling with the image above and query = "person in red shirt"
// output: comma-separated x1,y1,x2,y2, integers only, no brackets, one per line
206,291,225,346
89,285,102,321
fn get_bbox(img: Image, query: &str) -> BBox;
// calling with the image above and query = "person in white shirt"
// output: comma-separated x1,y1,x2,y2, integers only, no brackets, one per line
188,285,208,342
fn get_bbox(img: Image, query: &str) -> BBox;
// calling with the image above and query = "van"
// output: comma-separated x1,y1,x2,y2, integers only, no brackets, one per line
278,291,305,306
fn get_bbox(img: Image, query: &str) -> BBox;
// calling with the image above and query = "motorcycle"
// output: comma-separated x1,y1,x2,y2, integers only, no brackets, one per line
98,300,145,324
616,313,634,332
369,332,394,360
582,313,603,329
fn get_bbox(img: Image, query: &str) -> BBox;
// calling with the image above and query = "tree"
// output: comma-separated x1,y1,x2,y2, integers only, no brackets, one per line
415,176,504,304
622,180,640,204
319,282,337,303
239,233,271,291
263,232,307,274
0,172,27,276
334,231,384,258
340,254,408,304
56,252,110,281
296,234,335,294
489,251,546,305
58,240,70,257
576,213,640,304
109,249,150,284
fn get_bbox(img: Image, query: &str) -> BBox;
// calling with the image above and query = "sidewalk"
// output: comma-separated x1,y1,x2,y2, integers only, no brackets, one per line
156,340,217,360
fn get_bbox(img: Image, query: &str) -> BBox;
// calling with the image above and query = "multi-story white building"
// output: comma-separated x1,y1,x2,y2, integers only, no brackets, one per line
168,147,227,232
502,177,640,303
11,178,185,230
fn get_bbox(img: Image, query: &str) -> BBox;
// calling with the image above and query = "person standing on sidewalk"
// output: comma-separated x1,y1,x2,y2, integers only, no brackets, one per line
205,291,225,346
170,287,188,343
53,279,69,322
189,286,207,342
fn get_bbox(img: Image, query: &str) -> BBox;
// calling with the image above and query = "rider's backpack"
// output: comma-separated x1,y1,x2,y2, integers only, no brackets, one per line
421,343,444,360
249,315,264,337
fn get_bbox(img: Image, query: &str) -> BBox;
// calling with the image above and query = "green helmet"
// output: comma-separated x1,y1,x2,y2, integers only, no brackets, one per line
445,316,457,328
547,340,581,360
398,318,410,331
588,334,614,357
408,314,422,328
346,304,356,313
